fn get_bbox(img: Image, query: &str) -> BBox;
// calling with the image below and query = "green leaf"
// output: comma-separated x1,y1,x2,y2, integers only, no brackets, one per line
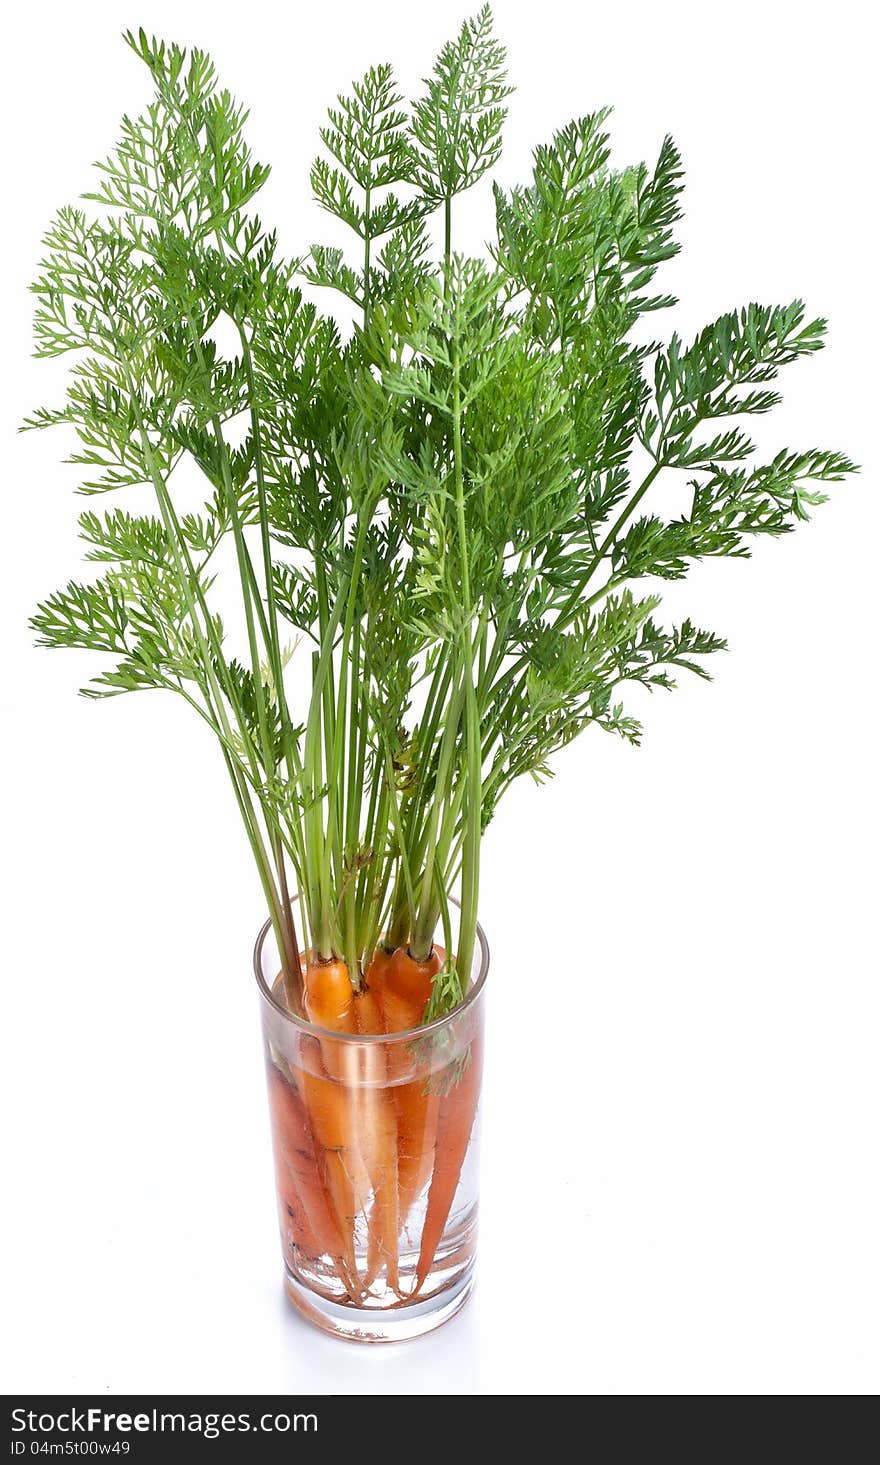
31,579,129,653
411,5,511,203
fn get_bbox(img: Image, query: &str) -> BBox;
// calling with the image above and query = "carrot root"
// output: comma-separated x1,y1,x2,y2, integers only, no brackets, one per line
414,1034,483,1293
397,1079,442,1227
265,1062,344,1262
277,948,473,1303
367,943,445,1238
354,984,401,1294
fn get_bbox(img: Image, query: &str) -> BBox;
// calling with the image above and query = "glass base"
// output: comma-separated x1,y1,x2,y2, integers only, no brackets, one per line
283,1262,475,1343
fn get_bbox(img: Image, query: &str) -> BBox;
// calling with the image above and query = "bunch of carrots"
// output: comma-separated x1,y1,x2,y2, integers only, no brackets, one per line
267,941,482,1299
30,10,854,1316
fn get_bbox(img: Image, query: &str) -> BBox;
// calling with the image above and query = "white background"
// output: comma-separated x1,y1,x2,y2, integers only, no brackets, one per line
1,0,877,1397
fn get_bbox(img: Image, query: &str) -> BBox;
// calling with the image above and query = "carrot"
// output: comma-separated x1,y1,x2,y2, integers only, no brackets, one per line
293,1017,372,1296
381,944,441,1036
360,944,394,1031
354,982,384,1039
379,945,445,1230
354,985,400,1292
300,952,370,1281
366,943,395,982
397,1073,442,1230
303,955,356,1037
415,1032,483,1292
296,1065,363,1294
296,1047,370,1208
279,1181,319,1262
269,1136,319,1260
303,957,368,1199
265,1061,342,1262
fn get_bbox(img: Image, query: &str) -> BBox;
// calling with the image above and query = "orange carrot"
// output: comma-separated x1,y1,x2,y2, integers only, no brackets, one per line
300,952,369,1280
269,1139,319,1260
296,1046,370,1210
397,1073,442,1229
359,944,394,1035
354,983,384,1038
303,955,356,1036
364,943,394,992
265,1061,342,1262
381,945,441,1036
296,1070,362,1293
371,945,445,1229
279,1180,319,1261
357,956,396,1285
354,985,400,1292
294,1023,370,1294
415,1032,484,1292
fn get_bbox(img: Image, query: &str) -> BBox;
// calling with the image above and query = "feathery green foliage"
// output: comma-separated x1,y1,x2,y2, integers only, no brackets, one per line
27,11,854,1010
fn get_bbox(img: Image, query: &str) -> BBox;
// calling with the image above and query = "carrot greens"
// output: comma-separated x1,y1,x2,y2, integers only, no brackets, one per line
28,8,854,1017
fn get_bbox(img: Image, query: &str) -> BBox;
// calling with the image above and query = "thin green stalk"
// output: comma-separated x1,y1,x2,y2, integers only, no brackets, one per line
238,327,306,788
410,668,465,958
380,738,419,940
552,462,663,633
449,278,482,984
131,381,303,996
175,73,306,973
303,502,371,958
202,392,302,990
382,648,456,945
221,748,300,1005
357,765,392,958
363,182,372,321
479,463,665,722
342,617,368,972
126,393,252,772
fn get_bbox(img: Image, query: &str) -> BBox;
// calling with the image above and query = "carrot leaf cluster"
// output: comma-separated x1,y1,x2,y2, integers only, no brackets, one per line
27,9,854,1008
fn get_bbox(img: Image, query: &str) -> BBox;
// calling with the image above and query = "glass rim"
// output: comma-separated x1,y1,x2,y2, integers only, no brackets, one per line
253,898,489,1044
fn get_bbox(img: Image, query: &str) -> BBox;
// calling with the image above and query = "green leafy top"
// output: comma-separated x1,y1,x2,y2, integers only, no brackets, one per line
26,12,855,1004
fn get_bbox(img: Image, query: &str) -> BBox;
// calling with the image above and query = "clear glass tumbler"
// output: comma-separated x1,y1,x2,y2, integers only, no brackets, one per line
254,917,488,1343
